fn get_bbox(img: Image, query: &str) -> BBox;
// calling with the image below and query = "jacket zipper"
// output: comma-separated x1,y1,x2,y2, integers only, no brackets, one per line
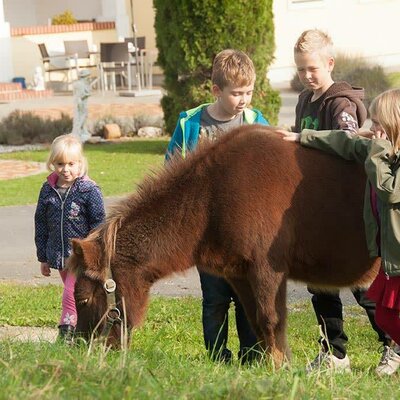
53,186,72,269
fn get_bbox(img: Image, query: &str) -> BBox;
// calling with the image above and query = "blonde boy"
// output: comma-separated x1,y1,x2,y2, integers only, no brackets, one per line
166,49,269,363
293,29,366,133
291,29,392,373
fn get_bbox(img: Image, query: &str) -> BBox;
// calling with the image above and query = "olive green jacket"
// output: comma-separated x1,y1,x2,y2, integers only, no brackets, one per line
301,129,400,276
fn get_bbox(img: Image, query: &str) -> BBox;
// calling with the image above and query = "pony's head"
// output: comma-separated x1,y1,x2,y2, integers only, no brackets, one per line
68,238,124,347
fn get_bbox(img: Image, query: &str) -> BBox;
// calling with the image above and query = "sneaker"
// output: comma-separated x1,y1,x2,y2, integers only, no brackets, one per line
306,351,351,373
375,345,400,376
57,324,75,345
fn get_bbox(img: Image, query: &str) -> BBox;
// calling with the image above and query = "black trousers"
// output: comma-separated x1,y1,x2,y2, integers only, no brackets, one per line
198,270,259,359
308,286,391,358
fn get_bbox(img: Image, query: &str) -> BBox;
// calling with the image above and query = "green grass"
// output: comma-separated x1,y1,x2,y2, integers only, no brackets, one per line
1,283,400,399
0,138,169,206
388,71,400,88
2,137,400,397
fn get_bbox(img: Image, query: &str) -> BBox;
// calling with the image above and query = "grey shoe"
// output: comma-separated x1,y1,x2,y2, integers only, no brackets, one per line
306,351,351,373
375,345,400,376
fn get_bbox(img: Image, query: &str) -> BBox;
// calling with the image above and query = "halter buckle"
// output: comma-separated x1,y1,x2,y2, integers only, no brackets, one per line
104,278,116,293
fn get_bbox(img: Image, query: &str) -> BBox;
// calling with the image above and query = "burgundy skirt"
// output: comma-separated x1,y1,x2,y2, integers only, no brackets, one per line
367,269,400,311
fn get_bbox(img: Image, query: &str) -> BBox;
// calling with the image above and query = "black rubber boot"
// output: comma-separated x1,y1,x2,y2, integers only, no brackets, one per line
57,324,75,345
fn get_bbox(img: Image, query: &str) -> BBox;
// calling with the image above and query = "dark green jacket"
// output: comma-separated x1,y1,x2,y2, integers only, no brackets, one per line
301,129,400,276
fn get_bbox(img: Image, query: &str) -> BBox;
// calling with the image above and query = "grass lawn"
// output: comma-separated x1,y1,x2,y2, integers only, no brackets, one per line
388,71,400,88
2,138,400,398
0,138,170,206
1,283,400,399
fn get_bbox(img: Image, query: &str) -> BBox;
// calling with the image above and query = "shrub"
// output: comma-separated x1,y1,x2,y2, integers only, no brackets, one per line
154,0,281,134
388,71,400,88
51,10,77,25
290,53,391,109
344,65,391,109
0,111,72,145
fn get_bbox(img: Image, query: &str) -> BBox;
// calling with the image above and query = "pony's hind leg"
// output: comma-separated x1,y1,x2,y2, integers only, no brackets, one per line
246,266,290,368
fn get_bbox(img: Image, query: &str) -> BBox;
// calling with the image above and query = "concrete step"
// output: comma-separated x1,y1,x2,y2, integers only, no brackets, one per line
0,82,23,92
0,89,53,101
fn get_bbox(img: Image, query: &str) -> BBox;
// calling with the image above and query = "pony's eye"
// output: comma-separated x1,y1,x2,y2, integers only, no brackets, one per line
78,298,89,305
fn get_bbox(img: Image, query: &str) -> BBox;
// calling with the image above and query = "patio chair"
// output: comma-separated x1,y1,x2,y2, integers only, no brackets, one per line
124,36,146,58
63,40,99,70
125,37,158,90
99,42,131,92
38,43,78,89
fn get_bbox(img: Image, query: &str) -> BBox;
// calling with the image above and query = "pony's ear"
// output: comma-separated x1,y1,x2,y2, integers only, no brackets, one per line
68,238,106,282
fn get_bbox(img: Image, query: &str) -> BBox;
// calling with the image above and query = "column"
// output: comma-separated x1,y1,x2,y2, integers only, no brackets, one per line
0,0,13,82
98,0,130,39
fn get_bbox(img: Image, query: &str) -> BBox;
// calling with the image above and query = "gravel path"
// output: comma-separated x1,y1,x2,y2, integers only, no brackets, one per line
0,326,57,343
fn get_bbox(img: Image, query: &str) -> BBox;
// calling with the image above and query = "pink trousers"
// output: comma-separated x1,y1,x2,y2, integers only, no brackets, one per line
58,269,77,327
375,303,400,346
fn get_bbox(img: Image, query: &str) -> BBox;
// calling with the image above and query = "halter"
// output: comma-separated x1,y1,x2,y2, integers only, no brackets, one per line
99,264,122,339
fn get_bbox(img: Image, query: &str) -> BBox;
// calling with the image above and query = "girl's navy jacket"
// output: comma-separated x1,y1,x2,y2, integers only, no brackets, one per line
34,172,105,270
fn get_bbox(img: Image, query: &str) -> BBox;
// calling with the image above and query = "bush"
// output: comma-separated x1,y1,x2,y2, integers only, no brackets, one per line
388,71,400,88
344,65,391,109
51,10,77,25
290,53,391,109
154,0,281,134
0,111,72,145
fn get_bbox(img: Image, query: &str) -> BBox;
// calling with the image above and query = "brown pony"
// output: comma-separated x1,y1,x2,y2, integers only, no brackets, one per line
68,125,379,366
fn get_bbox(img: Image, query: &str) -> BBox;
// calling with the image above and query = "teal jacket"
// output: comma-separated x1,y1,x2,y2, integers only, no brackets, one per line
301,129,400,277
166,103,269,160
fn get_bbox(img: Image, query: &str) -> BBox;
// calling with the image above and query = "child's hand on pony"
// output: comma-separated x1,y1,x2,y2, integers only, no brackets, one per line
276,129,301,142
357,129,388,140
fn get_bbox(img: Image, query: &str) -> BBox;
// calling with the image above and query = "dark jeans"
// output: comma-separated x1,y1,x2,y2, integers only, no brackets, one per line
308,286,391,358
198,270,259,361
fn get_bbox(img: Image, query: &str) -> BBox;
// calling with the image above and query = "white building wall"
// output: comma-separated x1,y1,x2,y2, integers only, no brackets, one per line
4,0,102,27
3,0,37,27
0,0,13,81
36,0,102,25
270,0,400,82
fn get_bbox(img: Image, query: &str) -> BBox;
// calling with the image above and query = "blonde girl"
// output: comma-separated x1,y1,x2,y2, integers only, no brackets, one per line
35,134,105,343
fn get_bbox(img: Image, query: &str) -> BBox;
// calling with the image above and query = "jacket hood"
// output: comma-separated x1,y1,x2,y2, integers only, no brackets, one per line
299,81,365,104
46,172,94,189
324,81,365,102
325,82,367,128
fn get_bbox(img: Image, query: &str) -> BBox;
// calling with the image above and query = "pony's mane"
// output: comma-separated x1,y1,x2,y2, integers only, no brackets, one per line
86,124,277,268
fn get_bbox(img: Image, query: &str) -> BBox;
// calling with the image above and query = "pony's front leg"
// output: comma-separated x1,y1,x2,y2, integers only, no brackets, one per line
247,266,290,368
